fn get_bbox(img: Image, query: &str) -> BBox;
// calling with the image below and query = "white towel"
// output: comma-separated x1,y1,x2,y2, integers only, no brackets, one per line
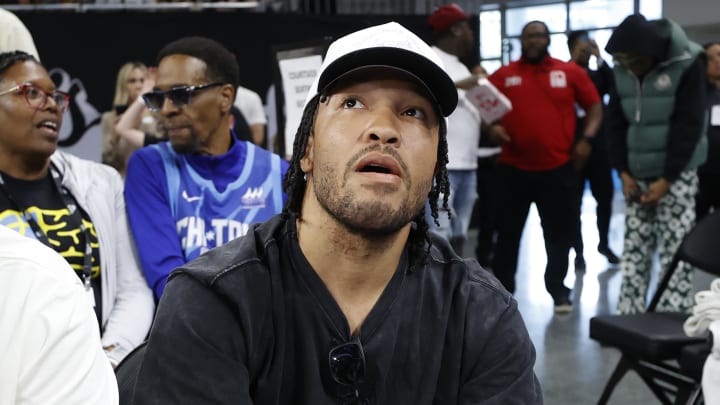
702,320,720,404
684,279,720,337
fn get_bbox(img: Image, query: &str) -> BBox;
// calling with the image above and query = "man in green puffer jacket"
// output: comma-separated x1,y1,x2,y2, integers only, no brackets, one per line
605,14,707,315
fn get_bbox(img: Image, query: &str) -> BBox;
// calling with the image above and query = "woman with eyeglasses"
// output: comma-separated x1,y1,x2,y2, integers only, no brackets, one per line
101,61,163,176
0,51,154,367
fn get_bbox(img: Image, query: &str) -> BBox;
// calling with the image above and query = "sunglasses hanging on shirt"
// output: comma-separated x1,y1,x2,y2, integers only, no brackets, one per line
328,335,370,405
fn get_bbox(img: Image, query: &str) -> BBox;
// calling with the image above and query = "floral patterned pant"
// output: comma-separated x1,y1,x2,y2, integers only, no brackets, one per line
616,170,698,315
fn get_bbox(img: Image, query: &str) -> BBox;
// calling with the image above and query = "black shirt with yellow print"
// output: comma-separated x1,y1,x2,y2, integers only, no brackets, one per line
0,170,102,323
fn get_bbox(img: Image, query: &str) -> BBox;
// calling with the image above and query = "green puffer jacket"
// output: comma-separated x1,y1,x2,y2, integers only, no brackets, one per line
613,19,707,179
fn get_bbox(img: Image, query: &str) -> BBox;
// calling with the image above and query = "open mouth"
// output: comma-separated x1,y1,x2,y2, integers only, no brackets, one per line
37,120,58,131
355,154,402,178
359,163,393,174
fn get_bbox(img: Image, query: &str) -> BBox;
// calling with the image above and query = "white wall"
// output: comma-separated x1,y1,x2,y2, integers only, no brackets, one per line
664,0,720,27
664,0,720,44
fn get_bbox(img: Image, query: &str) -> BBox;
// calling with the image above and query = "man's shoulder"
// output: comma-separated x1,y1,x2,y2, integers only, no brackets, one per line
426,233,511,303
489,61,525,85
124,144,171,193
172,214,287,286
545,57,578,71
0,225,79,292
550,57,589,77
246,142,289,172
491,61,518,76
128,142,170,167
249,142,284,160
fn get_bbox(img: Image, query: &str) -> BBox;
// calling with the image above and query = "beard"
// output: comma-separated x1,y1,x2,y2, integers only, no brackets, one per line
522,46,548,64
168,131,201,154
312,146,430,237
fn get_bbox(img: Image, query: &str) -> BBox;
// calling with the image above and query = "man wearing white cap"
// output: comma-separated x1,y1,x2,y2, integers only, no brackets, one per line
134,22,541,404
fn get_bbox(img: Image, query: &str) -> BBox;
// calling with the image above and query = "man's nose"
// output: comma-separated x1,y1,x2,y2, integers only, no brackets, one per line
364,108,401,145
160,96,179,116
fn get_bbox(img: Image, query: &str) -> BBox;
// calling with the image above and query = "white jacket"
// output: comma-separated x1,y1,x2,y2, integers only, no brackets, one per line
0,225,118,405
51,151,154,364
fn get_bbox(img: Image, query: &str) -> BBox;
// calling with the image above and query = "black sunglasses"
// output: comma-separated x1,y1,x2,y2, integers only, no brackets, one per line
142,82,224,112
329,336,367,404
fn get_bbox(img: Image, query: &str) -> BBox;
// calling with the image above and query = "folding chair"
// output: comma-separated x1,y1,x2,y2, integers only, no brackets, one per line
114,341,148,405
678,338,712,405
589,210,720,405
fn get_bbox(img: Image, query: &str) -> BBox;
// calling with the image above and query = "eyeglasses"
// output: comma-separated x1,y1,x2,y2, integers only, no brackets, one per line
0,83,70,113
329,336,367,404
142,82,224,112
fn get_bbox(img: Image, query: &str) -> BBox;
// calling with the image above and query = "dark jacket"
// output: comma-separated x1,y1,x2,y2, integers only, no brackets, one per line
700,81,720,175
133,214,543,404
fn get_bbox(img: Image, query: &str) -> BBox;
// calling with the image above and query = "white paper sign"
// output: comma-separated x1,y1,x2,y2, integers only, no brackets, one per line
278,55,323,158
465,78,513,123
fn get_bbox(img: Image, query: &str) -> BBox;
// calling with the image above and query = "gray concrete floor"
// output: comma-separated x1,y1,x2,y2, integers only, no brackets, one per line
466,193,660,404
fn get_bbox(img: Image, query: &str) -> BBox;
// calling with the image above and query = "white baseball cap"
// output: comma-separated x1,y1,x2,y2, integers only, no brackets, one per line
305,21,458,117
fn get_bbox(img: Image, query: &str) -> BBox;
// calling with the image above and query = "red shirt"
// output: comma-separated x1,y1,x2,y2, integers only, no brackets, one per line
488,56,600,171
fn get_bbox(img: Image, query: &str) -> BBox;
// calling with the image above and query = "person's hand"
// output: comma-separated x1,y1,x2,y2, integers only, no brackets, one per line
640,178,670,205
471,65,488,77
487,124,511,145
141,67,157,95
456,74,482,90
620,172,640,202
589,39,601,58
571,139,592,170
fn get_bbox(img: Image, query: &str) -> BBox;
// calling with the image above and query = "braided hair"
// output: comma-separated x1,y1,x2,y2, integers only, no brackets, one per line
282,93,451,267
0,51,37,80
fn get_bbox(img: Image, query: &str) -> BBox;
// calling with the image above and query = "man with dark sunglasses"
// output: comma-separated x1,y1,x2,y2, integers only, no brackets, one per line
134,22,541,404
124,36,289,301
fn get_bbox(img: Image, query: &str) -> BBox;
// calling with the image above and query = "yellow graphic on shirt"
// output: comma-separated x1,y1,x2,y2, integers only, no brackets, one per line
0,207,101,278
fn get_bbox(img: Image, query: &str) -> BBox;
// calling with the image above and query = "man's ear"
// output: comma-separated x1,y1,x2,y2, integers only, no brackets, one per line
219,84,234,114
300,134,314,173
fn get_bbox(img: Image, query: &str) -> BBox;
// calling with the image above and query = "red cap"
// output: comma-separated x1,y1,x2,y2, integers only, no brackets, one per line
428,3,470,33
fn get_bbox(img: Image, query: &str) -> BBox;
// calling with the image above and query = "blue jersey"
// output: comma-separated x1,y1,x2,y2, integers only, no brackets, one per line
152,141,285,261
125,137,289,299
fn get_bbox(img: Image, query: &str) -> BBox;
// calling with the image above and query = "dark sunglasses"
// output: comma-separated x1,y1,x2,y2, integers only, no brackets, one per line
0,83,70,113
329,336,367,404
142,82,223,112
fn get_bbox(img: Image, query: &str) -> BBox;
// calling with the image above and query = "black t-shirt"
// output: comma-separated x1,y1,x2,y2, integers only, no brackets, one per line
0,170,103,322
134,214,542,404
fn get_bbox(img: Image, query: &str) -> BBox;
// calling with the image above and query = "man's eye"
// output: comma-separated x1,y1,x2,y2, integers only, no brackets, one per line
343,98,364,109
404,108,426,119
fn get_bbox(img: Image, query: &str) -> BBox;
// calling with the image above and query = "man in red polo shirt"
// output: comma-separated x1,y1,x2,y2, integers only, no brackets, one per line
487,20,602,313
